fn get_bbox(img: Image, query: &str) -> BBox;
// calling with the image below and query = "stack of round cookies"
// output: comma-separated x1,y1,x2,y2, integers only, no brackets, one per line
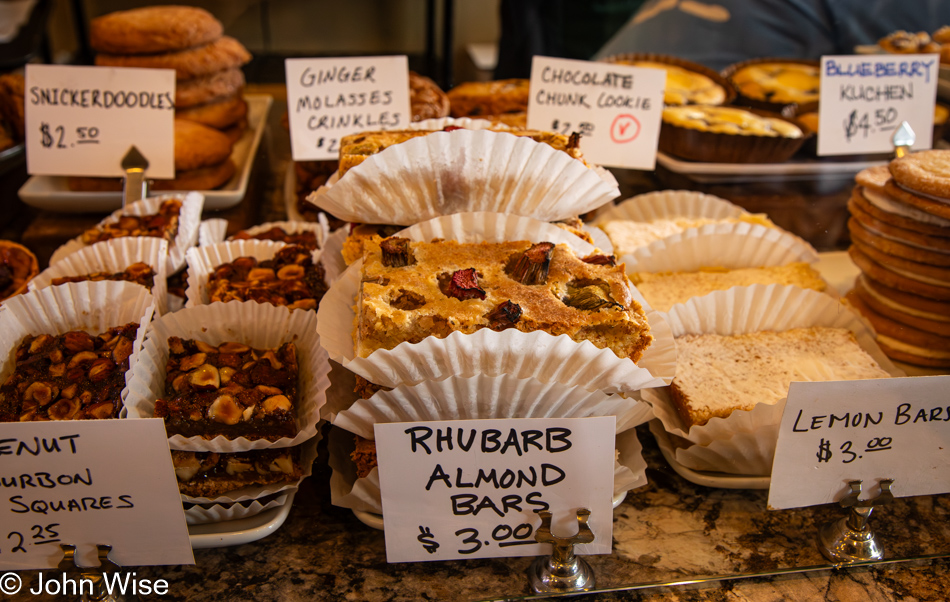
84,5,251,191
846,150,950,368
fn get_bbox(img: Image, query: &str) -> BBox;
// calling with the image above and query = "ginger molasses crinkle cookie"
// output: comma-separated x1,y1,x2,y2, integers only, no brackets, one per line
889,150,950,200
90,6,224,55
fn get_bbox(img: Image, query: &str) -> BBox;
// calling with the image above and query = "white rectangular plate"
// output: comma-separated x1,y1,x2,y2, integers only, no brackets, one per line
18,94,272,212
189,492,295,549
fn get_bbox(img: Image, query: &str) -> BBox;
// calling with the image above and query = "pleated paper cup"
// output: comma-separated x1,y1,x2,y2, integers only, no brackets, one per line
593,190,745,226
185,493,289,526
184,239,322,307
306,129,620,225
181,434,320,505
321,227,348,285
124,301,330,451
642,284,904,474
410,117,506,131
31,238,169,314
0,281,156,407
327,372,654,514
317,213,675,392
49,192,203,275
198,218,228,247
622,222,818,275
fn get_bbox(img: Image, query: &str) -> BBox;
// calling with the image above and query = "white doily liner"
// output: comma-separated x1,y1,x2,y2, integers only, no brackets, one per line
321,227,348,284
593,190,745,226
328,421,649,515
184,239,323,308
0,281,156,406
185,493,288,526
49,192,204,275
198,219,228,247
181,434,320,504
641,284,904,473
124,301,331,451
622,222,818,274
317,213,675,392
306,129,620,225
30,237,169,315
330,373,655,434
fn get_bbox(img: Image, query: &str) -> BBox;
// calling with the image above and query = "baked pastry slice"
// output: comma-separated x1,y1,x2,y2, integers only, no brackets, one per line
50,262,156,290
172,448,301,497
207,244,327,310
356,238,653,361
80,198,181,245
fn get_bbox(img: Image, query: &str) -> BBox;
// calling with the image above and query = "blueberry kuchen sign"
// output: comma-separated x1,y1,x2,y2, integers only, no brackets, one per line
527,56,665,170
0,419,194,570
817,54,938,156
25,64,175,178
285,56,411,161
376,417,616,563
768,376,950,510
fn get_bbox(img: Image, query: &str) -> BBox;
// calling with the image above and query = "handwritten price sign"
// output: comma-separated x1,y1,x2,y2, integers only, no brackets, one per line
528,56,665,169
768,377,950,510
817,54,938,156
376,417,616,563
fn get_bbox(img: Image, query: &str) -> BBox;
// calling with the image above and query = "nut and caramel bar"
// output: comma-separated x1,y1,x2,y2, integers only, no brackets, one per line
338,128,582,176
231,227,320,250
350,435,378,479
172,448,302,497
356,238,653,361
0,324,139,422
153,337,299,441
50,262,156,290
207,245,327,311
80,198,182,245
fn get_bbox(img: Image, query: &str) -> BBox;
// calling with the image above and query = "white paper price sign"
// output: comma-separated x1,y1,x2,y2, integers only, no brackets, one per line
768,376,950,510
527,56,665,170
817,54,939,156
25,64,175,178
285,56,411,161
0,419,194,570
376,417,616,563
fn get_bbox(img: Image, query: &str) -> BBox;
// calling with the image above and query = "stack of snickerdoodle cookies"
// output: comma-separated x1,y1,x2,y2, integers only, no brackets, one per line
75,5,251,191
845,150,950,367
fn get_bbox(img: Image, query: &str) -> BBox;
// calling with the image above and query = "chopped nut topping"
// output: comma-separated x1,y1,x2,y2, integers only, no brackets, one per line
189,365,221,390
207,394,242,425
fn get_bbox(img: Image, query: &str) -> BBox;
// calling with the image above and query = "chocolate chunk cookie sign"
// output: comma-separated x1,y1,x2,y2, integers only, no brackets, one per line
285,56,411,161
375,417,616,563
528,56,665,169
817,54,939,156
0,419,193,570
25,65,175,178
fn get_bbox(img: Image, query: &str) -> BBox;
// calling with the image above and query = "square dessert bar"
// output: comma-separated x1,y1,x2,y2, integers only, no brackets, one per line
0,323,139,422
338,128,582,176
50,262,156,290
81,198,182,245
172,448,302,497
154,337,299,441
356,238,653,361
230,227,320,250
207,245,327,311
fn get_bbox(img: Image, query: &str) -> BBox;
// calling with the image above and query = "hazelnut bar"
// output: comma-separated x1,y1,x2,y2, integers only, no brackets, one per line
80,198,181,245
50,262,156,290
0,324,139,422
356,238,653,361
172,448,302,497
207,245,327,311
153,337,299,441
339,128,583,176
231,227,320,250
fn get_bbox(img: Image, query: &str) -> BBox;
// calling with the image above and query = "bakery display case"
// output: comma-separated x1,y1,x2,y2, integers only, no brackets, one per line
2,3,950,601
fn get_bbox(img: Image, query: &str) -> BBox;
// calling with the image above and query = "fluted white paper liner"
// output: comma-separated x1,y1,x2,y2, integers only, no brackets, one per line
317,213,675,392
185,493,288,526
181,434,320,505
593,190,745,226
641,284,904,475
306,129,620,225
49,192,204,274
124,300,331,451
410,117,507,131
184,239,323,307
622,222,818,275
202,218,331,250
321,227,348,285
197,218,228,247
328,374,653,513
31,237,169,314
0,281,155,404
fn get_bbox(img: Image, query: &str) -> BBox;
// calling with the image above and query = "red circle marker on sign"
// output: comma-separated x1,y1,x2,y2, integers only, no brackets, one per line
610,114,640,143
